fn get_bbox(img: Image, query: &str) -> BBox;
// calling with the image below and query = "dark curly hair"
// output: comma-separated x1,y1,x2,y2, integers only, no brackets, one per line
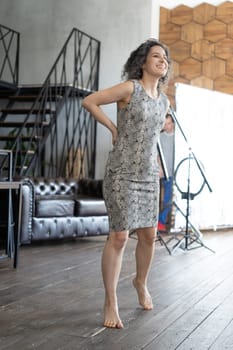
122,38,171,91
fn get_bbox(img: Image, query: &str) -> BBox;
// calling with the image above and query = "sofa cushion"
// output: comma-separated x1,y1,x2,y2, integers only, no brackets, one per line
75,197,107,217
35,199,75,217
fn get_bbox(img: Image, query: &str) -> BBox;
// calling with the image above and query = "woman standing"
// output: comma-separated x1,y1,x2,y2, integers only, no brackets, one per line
82,38,171,329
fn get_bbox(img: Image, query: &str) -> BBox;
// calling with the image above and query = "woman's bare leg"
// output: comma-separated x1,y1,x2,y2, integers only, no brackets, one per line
133,227,156,310
102,231,129,328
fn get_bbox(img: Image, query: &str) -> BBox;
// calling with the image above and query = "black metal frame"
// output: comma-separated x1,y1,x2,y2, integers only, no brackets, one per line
0,24,20,87
0,150,13,261
0,151,22,269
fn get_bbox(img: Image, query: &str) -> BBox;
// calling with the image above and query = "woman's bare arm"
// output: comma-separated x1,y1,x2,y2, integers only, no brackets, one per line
82,81,133,144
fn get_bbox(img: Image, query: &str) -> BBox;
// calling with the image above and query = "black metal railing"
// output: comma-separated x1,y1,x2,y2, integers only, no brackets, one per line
0,24,20,87
2,28,100,178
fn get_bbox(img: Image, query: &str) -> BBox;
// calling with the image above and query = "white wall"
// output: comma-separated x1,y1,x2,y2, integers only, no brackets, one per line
0,0,228,178
0,0,156,178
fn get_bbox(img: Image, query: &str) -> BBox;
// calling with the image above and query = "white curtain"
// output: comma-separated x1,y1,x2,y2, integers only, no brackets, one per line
174,83,233,230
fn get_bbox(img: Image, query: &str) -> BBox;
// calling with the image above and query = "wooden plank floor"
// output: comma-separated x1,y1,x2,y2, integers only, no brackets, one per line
1,230,233,350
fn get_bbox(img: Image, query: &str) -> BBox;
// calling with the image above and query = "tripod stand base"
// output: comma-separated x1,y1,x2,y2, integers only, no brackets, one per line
156,229,185,255
157,231,174,255
157,228,215,255
165,201,216,255
170,230,215,254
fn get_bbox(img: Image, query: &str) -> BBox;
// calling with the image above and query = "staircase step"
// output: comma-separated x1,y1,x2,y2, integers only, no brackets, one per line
15,149,35,155
8,95,40,102
8,95,63,102
0,121,50,128
0,80,18,92
0,149,35,157
0,135,42,141
0,108,55,115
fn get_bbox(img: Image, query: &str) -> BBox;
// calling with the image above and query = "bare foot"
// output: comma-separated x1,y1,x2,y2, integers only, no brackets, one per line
133,278,153,310
103,301,124,329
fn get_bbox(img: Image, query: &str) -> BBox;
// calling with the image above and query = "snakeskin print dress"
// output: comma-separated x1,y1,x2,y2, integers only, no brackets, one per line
103,79,169,232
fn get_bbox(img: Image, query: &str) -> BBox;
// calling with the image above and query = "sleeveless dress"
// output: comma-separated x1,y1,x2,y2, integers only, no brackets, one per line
103,79,170,232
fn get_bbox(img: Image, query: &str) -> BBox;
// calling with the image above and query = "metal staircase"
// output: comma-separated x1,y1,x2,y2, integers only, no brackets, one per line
0,25,100,179
0,24,20,88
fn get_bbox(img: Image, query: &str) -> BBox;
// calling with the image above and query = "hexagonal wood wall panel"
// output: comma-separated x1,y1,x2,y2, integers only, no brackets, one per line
159,2,233,107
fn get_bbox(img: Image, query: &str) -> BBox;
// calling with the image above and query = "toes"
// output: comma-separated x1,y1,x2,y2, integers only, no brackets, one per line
104,320,124,329
143,302,153,310
116,321,124,329
142,297,153,310
104,320,115,328
143,295,153,310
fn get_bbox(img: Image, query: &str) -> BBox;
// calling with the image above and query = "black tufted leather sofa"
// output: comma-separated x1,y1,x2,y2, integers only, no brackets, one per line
20,177,109,244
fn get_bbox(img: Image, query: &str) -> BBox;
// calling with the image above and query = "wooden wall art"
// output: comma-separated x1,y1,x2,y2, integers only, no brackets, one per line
159,2,233,107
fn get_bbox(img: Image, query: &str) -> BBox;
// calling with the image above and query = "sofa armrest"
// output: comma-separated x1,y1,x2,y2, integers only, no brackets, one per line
20,179,34,244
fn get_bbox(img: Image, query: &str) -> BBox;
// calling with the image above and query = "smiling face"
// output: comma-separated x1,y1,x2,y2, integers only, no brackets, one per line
142,45,169,79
